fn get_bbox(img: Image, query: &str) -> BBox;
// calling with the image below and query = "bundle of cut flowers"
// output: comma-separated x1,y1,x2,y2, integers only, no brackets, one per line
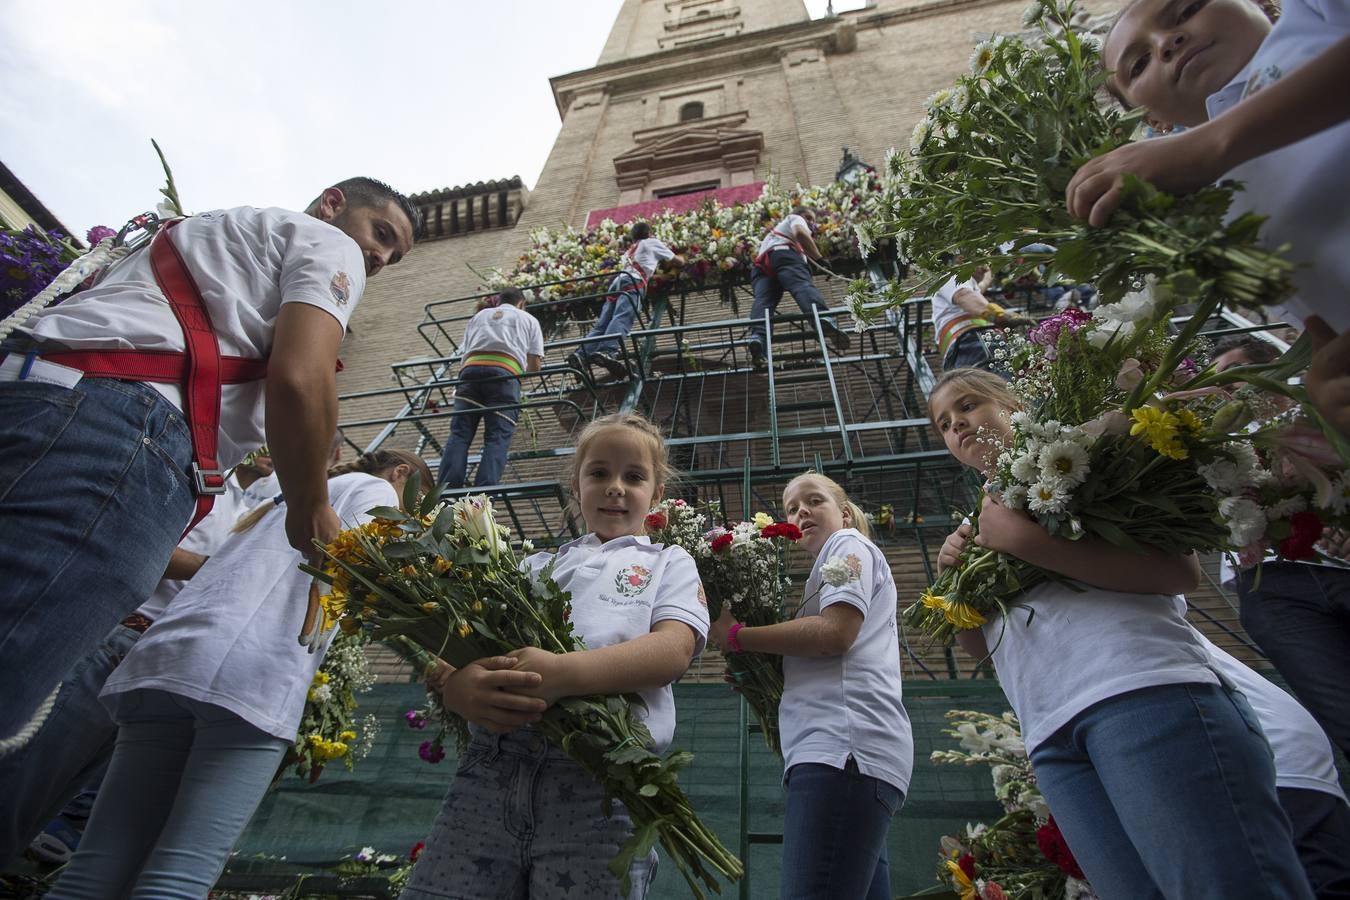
932,710,1098,900
903,291,1322,645
305,483,742,898
645,499,798,756
848,0,1295,324
282,628,379,782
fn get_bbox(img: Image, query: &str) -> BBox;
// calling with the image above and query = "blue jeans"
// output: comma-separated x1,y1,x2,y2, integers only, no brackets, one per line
581,274,643,359
1030,682,1314,900
1279,788,1350,899
748,251,827,345
780,759,901,900
403,730,658,899
1239,562,1350,758
0,376,193,744
0,623,138,865
45,689,288,900
438,366,522,488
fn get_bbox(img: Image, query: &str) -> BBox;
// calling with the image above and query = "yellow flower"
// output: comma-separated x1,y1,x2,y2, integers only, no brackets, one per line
1130,407,1188,459
753,512,774,529
471,600,484,613
421,602,439,612
400,564,418,578
457,621,472,638
945,858,977,900
943,600,987,630
921,590,948,611
1175,408,1204,433
434,558,453,574
340,730,357,741
311,671,331,686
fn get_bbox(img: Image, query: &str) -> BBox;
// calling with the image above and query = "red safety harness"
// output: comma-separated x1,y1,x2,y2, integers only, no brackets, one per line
40,219,268,536
753,225,806,279
605,243,650,303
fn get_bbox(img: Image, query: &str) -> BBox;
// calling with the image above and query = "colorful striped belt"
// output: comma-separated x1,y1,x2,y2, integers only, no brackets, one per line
463,351,524,376
936,313,994,358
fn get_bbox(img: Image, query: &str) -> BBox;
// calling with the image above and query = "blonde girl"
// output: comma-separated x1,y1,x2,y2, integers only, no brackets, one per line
47,450,431,900
928,368,1311,899
405,412,708,900
708,471,912,900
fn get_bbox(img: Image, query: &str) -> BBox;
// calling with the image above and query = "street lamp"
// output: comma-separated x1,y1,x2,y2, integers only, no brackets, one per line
835,147,873,184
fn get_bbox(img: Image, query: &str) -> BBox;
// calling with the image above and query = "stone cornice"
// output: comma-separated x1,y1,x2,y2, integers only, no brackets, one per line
409,176,523,203
548,0,1008,119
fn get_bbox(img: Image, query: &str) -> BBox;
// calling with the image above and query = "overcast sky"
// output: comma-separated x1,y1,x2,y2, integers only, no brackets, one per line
2,0,860,238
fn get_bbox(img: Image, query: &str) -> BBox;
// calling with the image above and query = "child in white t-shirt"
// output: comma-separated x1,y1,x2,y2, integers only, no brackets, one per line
708,472,912,900
927,367,1313,899
44,450,432,900
404,412,708,900
1068,0,1350,428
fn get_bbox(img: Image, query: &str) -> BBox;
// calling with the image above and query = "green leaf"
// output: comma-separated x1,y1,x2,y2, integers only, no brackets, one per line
402,472,422,516
366,506,409,521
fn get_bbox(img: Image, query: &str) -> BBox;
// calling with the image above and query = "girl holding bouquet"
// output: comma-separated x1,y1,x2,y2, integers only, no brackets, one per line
708,472,912,900
404,412,709,900
45,449,431,900
928,368,1312,899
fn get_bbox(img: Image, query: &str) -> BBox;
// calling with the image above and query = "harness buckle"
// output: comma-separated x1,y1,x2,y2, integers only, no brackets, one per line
191,463,228,496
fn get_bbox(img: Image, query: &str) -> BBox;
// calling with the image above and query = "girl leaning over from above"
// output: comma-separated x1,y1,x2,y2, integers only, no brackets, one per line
46,449,431,900
928,367,1312,900
709,471,912,900
404,412,708,900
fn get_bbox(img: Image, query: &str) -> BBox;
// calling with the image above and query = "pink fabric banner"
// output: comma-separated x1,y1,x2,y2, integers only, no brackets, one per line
585,182,766,229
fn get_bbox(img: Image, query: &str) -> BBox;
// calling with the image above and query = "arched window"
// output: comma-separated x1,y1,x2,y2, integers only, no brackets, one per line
679,101,704,122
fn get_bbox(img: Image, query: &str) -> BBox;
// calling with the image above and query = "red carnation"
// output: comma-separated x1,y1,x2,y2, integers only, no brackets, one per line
1278,511,1324,561
711,533,734,552
410,841,425,862
1035,817,1085,880
761,522,803,541
957,853,976,880
645,511,667,530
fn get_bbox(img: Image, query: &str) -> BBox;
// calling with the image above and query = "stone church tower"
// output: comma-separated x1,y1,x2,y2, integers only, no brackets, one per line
339,0,1090,412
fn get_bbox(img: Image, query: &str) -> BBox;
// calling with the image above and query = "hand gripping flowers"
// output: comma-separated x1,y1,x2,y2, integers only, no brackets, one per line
307,481,742,898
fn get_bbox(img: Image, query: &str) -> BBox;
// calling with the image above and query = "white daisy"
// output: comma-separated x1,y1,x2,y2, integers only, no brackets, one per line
1028,479,1070,514
1038,440,1091,486
1002,485,1029,510
1010,451,1041,484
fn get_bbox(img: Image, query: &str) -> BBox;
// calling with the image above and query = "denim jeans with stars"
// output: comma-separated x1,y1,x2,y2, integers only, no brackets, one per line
402,729,658,900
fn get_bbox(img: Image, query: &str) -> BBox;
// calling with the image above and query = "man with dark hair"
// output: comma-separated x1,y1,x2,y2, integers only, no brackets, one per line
0,178,417,748
747,206,849,367
1212,334,1281,369
568,221,682,379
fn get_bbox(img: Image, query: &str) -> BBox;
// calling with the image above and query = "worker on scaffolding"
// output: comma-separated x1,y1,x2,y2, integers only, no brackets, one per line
568,221,682,380
931,265,1032,372
746,205,851,368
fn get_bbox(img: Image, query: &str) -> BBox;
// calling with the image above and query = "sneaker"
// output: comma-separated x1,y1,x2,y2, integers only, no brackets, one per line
747,338,766,369
590,352,627,378
821,318,851,353
565,351,587,372
29,818,82,864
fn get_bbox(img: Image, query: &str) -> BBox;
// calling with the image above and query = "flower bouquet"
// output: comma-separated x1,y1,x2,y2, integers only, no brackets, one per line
281,628,379,782
903,301,1309,644
645,500,799,756
932,711,1097,900
306,484,742,898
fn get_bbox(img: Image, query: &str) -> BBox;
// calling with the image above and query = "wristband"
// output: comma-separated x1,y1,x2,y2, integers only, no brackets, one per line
726,622,745,654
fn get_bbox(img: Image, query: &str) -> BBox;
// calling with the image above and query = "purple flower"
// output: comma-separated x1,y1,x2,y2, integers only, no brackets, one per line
86,225,116,246
418,739,446,763
1028,307,1092,347
404,709,427,730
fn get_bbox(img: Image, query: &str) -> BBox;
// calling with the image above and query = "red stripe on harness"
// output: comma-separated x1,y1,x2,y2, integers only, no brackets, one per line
41,219,268,538
605,244,650,303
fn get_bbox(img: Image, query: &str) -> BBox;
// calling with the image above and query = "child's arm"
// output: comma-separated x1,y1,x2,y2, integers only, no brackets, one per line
163,548,209,580
708,603,864,658
434,657,549,733
1067,37,1350,226
508,621,698,704
976,495,1201,595
1305,316,1350,439
955,628,990,661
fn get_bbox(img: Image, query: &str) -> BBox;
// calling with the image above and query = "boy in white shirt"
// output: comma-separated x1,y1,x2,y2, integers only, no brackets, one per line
1067,0,1350,431
0,177,418,748
569,221,682,379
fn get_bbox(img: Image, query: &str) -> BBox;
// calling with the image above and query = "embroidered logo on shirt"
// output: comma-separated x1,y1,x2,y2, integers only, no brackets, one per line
1243,64,1283,100
492,309,505,320
330,271,351,306
696,582,708,607
613,564,652,597
845,553,862,578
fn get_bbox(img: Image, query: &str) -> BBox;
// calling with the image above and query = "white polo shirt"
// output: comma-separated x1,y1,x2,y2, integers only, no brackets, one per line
23,207,367,468
779,529,914,795
101,472,398,742
622,238,675,282
756,215,809,261
1205,0,1350,332
1193,628,1345,801
929,276,981,336
460,304,544,368
522,533,709,754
